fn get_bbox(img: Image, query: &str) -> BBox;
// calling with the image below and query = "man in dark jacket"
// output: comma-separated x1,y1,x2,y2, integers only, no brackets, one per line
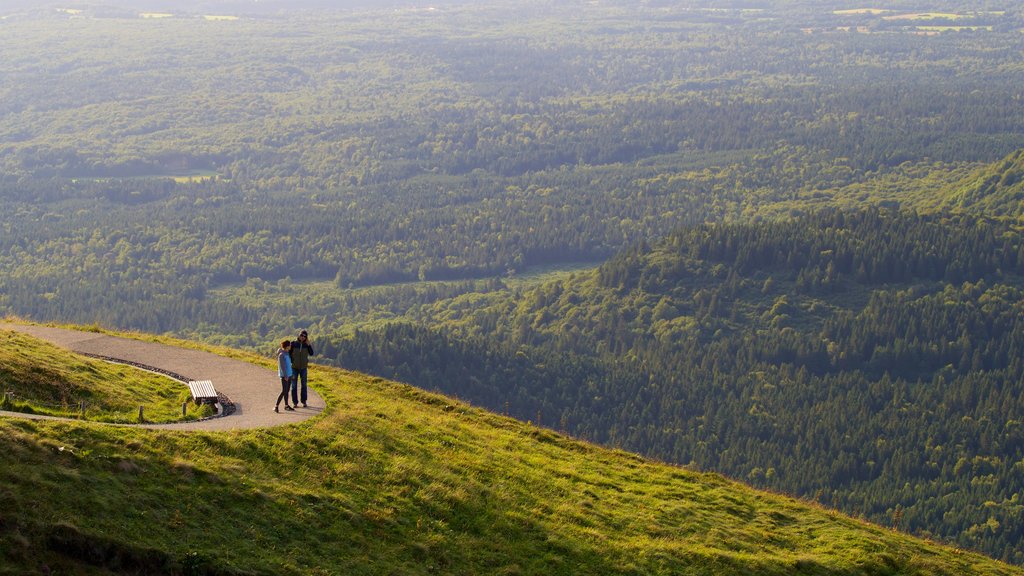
289,330,315,408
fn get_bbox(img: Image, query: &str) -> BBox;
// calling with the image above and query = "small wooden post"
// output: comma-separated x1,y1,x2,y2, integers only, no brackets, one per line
182,402,188,418
80,401,86,418
138,405,144,423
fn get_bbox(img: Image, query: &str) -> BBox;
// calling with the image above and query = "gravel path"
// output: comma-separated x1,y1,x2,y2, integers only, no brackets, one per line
0,323,323,431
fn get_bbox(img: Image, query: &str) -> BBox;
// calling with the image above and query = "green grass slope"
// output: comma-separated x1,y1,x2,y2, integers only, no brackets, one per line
0,329,212,423
0,330,1020,575
943,149,1024,218
328,209,1024,562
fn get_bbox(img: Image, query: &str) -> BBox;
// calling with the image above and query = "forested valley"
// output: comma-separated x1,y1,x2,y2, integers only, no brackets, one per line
3,0,1024,564
325,208,1024,563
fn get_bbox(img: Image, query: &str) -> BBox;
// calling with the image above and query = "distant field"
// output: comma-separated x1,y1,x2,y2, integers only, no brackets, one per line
211,261,598,305
916,25,992,32
227,260,595,290
169,171,218,183
69,171,218,183
140,13,174,19
695,8,766,13
502,261,599,286
203,15,239,21
833,9,891,15
884,12,968,21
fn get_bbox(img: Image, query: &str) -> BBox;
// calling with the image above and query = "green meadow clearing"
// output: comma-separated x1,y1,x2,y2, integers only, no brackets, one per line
68,171,219,184
916,26,993,32
883,12,984,21
833,9,892,16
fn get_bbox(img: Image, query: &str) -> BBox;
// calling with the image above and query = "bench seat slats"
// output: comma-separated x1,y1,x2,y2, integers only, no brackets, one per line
187,380,218,402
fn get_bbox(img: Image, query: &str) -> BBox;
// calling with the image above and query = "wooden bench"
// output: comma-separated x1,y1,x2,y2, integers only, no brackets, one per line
187,380,219,405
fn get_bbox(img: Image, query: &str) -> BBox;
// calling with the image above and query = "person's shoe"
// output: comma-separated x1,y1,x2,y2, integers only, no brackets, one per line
285,405,295,411
274,406,279,413
302,403,308,408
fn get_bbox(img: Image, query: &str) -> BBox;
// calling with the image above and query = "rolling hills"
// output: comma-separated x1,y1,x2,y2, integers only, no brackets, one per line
1,326,1021,575
320,207,1024,563
3,3,1024,574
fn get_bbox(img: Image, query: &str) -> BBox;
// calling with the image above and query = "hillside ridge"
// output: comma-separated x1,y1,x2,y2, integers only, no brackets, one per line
944,149,1024,217
1,324,1022,574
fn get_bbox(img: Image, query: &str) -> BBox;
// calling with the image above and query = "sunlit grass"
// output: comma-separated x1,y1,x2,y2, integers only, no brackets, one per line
0,325,1020,574
0,330,211,423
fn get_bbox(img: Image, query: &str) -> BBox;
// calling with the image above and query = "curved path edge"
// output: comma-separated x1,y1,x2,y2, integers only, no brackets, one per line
0,323,323,431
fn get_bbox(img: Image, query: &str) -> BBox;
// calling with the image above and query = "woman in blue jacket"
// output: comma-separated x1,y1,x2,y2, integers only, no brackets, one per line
275,340,294,412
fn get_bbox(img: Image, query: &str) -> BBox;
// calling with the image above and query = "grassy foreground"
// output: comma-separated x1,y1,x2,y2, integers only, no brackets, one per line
0,328,1020,575
0,329,212,423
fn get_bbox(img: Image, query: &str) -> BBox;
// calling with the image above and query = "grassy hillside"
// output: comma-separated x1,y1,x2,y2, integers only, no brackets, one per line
0,329,211,423
0,328,1020,575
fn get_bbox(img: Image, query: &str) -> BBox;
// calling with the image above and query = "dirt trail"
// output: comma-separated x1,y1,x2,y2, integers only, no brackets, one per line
0,324,323,430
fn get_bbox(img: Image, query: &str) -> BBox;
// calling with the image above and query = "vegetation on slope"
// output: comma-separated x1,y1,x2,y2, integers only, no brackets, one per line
944,149,1024,218
317,208,1024,564
0,328,1020,575
0,329,211,423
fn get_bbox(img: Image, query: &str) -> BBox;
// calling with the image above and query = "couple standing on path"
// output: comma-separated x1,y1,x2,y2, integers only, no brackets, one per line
275,330,315,413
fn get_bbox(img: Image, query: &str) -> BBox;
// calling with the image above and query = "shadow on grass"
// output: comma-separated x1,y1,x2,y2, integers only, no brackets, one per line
46,522,261,576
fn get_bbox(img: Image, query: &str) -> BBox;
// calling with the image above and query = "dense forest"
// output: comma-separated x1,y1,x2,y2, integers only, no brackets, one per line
324,209,1024,563
3,0,1024,564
